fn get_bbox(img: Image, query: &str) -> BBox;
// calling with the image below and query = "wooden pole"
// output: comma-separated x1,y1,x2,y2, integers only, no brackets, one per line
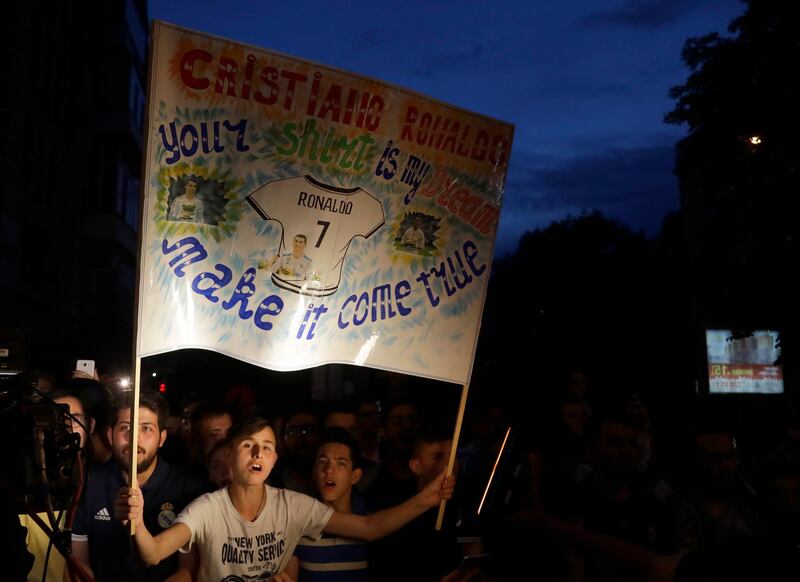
128,20,158,537
128,357,142,535
435,383,469,531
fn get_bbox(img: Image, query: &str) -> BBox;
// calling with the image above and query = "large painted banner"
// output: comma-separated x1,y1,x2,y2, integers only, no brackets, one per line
136,22,514,384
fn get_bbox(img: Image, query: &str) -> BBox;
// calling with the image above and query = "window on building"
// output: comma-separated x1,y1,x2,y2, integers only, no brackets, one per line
128,67,145,131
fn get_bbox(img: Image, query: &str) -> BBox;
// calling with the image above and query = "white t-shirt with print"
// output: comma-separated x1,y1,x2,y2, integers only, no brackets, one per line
402,226,426,249
272,252,313,281
169,194,205,223
175,485,334,582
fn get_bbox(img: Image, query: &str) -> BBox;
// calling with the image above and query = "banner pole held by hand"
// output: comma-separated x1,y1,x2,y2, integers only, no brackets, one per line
128,356,142,535
436,383,469,531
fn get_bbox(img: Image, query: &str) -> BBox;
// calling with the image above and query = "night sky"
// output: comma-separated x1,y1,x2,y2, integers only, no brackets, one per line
150,0,744,256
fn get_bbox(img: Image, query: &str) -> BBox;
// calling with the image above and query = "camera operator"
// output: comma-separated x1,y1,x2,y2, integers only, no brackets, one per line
18,387,94,581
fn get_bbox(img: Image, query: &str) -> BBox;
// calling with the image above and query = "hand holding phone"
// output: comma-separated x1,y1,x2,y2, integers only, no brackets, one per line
75,359,96,379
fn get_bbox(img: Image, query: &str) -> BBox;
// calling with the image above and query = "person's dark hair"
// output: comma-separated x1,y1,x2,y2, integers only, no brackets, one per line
355,397,380,410
50,387,87,408
323,401,357,422
31,370,57,393
112,390,169,431
295,233,307,244
411,429,452,459
179,392,204,413
317,427,363,469
224,384,260,422
190,402,231,426
282,406,321,438
68,379,113,433
691,418,734,440
227,417,273,444
380,396,419,424
49,387,94,444
583,410,636,446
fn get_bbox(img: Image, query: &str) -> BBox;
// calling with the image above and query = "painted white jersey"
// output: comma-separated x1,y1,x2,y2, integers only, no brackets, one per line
246,175,384,296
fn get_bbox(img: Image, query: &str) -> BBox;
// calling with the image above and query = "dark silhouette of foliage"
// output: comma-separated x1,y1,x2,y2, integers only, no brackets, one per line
666,2,800,137
664,0,796,381
478,211,691,407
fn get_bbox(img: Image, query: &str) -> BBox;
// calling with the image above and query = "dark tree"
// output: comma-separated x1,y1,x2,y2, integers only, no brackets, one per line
665,1,797,380
477,211,692,410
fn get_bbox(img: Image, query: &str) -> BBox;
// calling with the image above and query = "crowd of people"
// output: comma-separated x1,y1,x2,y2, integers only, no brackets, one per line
9,366,800,581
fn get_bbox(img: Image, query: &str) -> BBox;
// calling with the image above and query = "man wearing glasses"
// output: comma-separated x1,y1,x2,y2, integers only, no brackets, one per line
276,408,322,495
672,425,759,551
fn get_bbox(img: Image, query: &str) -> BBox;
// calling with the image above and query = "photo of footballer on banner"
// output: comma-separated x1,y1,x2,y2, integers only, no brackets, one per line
248,175,385,297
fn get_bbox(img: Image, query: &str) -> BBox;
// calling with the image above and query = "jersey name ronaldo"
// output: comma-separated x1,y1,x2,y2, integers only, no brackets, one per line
246,175,385,296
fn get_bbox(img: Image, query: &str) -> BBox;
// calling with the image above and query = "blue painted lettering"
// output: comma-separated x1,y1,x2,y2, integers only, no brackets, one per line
201,121,224,154
338,295,358,330
223,119,250,153
375,140,400,180
401,155,431,205
254,295,283,331
417,240,484,307
463,240,486,276
162,237,208,277
448,252,473,290
180,123,198,157
221,268,257,319
371,284,397,321
159,122,181,165
338,281,414,328
162,243,281,333
353,292,370,326
430,261,456,297
415,270,440,307
191,264,233,302
303,304,328,340
158,119,250,165
395,280,412,316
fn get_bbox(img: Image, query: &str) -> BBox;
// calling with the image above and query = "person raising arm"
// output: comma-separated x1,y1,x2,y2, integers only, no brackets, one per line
115,418,454,581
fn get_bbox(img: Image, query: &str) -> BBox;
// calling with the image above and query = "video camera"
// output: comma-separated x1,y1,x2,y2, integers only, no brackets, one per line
0,372,82,513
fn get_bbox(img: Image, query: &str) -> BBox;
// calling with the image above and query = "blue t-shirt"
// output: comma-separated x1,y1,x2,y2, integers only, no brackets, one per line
294,494,368,582
72,458,205,581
